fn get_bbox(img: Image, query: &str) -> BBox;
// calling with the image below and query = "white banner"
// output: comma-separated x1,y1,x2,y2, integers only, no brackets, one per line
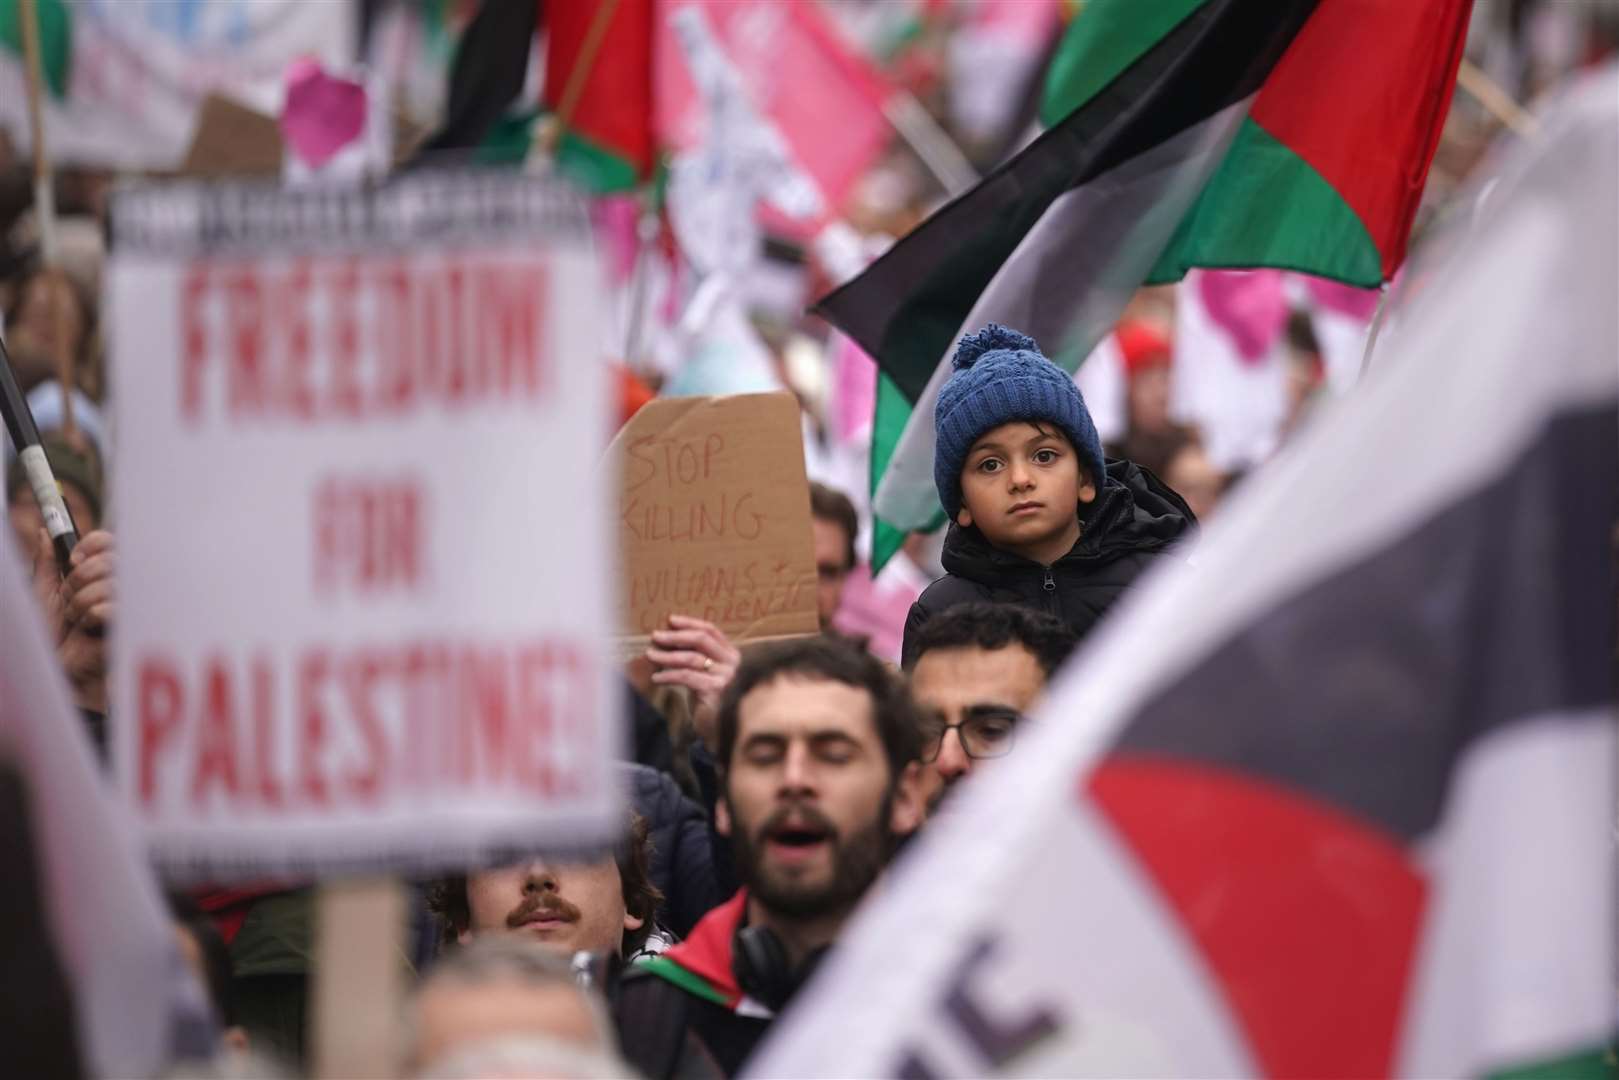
0,526,188,1077
108,174,620,881
0,0,352,168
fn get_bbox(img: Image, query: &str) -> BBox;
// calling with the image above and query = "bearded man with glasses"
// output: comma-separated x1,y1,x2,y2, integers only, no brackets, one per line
904,603,1078,814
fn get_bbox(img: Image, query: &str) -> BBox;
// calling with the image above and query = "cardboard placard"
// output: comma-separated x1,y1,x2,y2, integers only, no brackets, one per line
613,392,819,647
180,94,283,177
108,174,620,882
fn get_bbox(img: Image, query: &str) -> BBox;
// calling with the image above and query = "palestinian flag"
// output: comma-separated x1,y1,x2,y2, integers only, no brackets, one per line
417,0,653,191
637,891,775,1017
416,0,538,160
817,0,1471,570
0,0,69,99
750,70,1617,1079
542,0,654,192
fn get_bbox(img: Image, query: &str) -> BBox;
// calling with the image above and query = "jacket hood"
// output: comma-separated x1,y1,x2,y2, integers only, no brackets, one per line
942,458,1195,577
647,890,748,1008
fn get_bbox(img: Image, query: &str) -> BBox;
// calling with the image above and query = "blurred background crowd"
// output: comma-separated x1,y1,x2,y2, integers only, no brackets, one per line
2,0,1615,649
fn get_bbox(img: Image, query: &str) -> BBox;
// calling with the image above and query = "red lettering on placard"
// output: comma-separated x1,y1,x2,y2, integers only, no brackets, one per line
557,643,588,798
277,260,316,420
226,267,268,415
177,255,556,425
312,475,426,595
191,657,241,804
298,650,331,806
137,656,184,805
136,638,596,813
181,265,212,423
344,650,389,802
419,267,445,402
329,259,363,417
444,264,469,403
515,643,556,795
493,265,546,396
461,647,510,785
376,259,415,410
250,653,282,808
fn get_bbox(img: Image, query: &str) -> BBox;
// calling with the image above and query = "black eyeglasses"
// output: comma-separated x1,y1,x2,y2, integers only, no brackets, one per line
918,707,1021,763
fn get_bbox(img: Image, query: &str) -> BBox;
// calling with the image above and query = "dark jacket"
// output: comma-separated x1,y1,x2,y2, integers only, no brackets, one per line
616,892,772,1079
625,682,675,774
902,459,1194,667
623,763,734,937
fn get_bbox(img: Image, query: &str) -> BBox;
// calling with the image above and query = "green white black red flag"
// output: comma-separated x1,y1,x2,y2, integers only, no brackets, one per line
753,67,1618,1079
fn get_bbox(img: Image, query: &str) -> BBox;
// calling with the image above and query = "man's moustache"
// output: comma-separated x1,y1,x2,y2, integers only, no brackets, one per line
506,891,581,928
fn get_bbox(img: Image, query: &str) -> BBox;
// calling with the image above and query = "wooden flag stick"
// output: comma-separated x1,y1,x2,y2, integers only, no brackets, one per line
883,90,980,198
1457,58,1537,137
16,0,75,441
538,0,624,157
311,877,407,1080
17,0,55,266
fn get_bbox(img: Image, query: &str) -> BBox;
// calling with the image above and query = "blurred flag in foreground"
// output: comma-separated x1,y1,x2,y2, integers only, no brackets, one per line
751,67,1617,1079
0,528,198,1073
821,0,1472,570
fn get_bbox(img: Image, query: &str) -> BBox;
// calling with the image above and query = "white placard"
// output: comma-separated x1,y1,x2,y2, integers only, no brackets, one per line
108,174,620,881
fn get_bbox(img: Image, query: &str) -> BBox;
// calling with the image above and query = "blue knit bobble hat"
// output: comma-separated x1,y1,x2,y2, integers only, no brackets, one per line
933,323,1106,520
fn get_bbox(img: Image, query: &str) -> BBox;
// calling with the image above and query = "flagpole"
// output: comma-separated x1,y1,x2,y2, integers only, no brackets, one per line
882,91,979,197
1,331,80,574
16,0,77,444
1457,58,1537,137
17,0,55,266
538,0,624,156
622,206,658,373
1359,284,1391,378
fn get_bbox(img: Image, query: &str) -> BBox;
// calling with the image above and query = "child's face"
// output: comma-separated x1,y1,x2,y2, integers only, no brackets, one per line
957,421,1096,552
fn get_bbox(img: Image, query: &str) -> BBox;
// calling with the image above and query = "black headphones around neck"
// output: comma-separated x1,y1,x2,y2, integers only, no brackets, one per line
732,923,828,1013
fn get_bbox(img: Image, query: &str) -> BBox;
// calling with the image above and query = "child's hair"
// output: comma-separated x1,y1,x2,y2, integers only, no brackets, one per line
933,325,1106,520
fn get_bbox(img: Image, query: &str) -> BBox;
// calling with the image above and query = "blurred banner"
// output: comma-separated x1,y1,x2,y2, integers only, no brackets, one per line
0,523,192,1076
105,173,621,882
0,0,353,168
656,0,892,238
750,67,1618,1079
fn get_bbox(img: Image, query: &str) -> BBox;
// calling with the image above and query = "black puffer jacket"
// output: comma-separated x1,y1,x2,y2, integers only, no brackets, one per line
901,459,1194,667
623,763,734,938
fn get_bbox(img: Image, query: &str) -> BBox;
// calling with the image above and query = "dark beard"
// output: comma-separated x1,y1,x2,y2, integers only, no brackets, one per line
729,794,895,921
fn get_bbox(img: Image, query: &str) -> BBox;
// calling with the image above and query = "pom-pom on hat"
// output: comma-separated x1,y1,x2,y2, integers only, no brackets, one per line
933,323,1106,520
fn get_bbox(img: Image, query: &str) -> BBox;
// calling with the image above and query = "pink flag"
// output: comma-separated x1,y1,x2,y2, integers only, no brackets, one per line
656,0,893,237
1196,269,1289,365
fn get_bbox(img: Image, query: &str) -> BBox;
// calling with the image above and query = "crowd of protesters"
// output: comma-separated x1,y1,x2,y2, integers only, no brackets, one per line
3,228,1199,1074
4,4,1610,1077
0,130,1555,1080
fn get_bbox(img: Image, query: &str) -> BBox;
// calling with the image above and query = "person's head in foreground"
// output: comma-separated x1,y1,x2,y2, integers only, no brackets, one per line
403,936,630,1079
934,324,1109,567
427,814,660,960
808,481,859,629
716,636,924,969
905,603,1077,813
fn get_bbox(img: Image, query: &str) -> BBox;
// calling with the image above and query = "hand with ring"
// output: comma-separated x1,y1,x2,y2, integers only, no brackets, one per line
646,614,740,749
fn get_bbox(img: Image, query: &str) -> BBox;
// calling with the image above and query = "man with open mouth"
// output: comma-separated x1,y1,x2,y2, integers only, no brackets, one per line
619,637,925,1079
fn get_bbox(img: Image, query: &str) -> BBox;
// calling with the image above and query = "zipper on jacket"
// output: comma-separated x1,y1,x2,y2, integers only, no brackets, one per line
1042,569,1056,593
